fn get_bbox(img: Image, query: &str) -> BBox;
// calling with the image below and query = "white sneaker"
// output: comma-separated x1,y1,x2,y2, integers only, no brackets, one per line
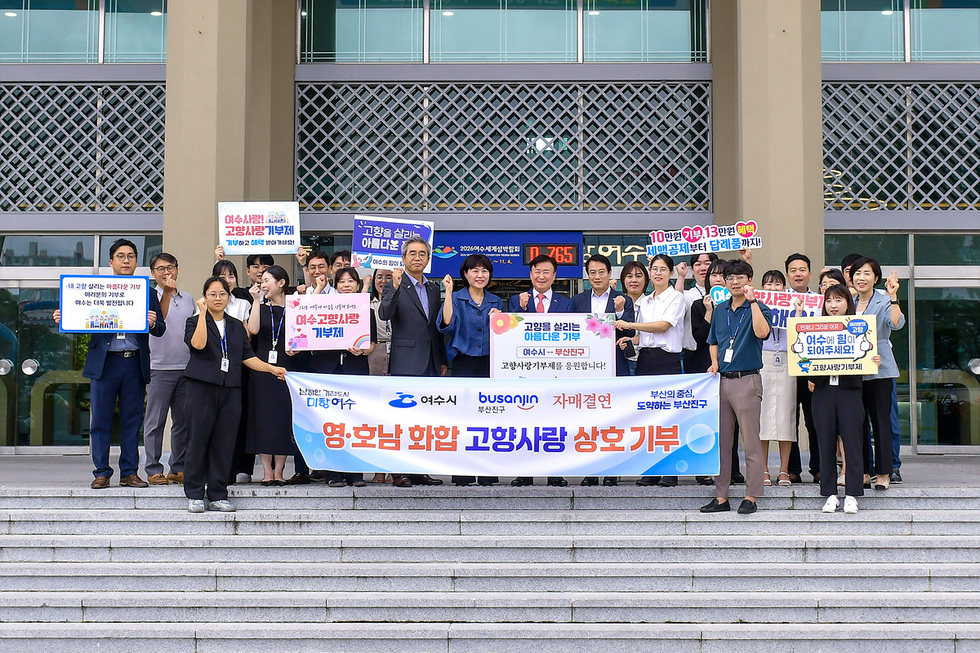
208,499,236,512
843,496,858,514
822,496,839,513
187,499,206,513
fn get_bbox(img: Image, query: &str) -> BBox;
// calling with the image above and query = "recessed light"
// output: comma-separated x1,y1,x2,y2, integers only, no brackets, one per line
301,10,308,16
150,10,163,16
881,9,893,16
442,11,454,16
587,10,600,15
4,11,17,17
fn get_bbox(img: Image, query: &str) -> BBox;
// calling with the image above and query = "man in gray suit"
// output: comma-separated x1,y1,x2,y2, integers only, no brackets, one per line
378,236,447,487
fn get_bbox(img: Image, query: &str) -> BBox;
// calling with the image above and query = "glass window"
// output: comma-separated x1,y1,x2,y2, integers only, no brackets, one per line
824,233,909,268
104,0,167,63
914,234,980,266
821,0,904,62
914,285,980,446
0,0,98,63
430,0,576,63
98,235,162,268
584,0,706,62
912,1,980,61
0,236,94,267
301,0,423,62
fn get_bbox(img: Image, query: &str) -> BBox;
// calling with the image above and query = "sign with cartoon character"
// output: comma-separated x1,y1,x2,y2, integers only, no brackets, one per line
786,315,878,376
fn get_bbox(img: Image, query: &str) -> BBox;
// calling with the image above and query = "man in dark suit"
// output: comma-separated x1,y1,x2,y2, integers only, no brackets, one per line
54,239,166,489
571,253,635,487
508,254,574,487
378,236,447,488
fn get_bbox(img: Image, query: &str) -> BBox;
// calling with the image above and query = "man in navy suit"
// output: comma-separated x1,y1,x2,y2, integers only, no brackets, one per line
54,239,166,489
571,254,635,487
378,236,447,488
508,254,573,487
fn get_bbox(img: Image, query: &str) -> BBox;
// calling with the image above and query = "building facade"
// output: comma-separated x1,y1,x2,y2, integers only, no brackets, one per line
0,0,978,452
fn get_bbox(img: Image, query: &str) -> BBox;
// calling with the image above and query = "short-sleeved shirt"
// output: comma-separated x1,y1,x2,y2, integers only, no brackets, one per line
707,299,772,373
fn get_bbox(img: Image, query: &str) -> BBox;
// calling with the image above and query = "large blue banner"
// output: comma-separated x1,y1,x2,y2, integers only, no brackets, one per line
285,372,720,477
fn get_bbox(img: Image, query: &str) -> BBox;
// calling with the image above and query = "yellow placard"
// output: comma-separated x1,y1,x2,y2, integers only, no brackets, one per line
786,315,878,377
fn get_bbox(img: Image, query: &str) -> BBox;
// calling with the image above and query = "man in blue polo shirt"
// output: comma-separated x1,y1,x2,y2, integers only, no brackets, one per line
701,259,772,515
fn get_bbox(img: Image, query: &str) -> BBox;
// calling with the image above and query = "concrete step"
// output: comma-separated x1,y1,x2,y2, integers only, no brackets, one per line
1,561,976,593
0,622,977,653
2,533,979,564
2,590,979,624
3,508,979,536
0,485,977,511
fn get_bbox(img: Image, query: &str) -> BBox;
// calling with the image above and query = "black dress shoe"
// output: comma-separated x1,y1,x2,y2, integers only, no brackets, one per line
635,476,661,486
580,477,598,487
700,498,730,513
811,472,821,484
547,477,568,487
730,471,745,484
392,475,413,488
477,477,498,486
602,477,619,487
658,476,678,487
788,473,803,484
511,477,532,487
890,470,903,484
737,499,758,514
696,476,715,486
285,473,310,485
418,475,444,486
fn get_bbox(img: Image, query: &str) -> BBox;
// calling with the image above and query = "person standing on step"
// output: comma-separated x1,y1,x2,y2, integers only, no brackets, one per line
784,253,819,484
700,259,772,515
142,253,194,486
183,277,287,513
53,239,165,489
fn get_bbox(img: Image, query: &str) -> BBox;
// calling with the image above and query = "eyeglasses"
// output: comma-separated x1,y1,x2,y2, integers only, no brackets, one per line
725,275,749,282
152,265,176,273
206,292,229,299
405,251,428,259
113,253,137,261
649,267,671,274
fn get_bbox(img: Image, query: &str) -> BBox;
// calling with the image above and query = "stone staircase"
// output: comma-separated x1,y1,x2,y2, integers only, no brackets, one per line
0,484,978,652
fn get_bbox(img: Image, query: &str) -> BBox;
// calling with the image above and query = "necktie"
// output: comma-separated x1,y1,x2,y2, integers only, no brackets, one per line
536,293,546,313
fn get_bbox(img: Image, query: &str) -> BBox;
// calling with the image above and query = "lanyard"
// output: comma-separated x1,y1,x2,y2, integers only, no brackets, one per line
726,303,748,349
269,304,282,350
219,331,228,360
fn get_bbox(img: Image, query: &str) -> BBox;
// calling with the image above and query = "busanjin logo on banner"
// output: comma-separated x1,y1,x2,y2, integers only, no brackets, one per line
477,392,539,410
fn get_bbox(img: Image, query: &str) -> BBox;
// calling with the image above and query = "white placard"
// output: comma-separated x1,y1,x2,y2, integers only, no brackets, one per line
59,275,149,333
218,201,300,255
490,313,616,379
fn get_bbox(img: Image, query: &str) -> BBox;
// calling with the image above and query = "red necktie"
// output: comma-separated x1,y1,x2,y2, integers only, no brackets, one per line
536,293,546,313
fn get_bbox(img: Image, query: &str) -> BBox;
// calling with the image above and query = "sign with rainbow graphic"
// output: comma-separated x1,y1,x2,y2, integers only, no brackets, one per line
284,293,371,351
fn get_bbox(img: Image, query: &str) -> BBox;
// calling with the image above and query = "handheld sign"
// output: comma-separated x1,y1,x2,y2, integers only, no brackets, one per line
352,215,435,272
647,222,762,259
59,275,150,333
490,313,616,379
218,201,300,255
284,293,371,351
786,315,877,376
709,285,731,304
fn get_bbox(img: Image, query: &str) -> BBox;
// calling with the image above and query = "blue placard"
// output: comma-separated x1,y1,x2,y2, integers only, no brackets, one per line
430,231,583,279
58,274,151,334
351,216,435,271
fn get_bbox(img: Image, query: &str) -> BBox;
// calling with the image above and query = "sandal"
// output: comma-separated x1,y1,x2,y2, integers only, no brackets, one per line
777,472,791,487
763,471,771,487
370,474,387,484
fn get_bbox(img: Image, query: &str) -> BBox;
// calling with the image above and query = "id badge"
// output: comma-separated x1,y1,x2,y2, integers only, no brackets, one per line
220,358,229,373
773,353,783,366
116,332,126,340
829,375,839,386
386,342,391,354
723,349,734,364
268,350,278,364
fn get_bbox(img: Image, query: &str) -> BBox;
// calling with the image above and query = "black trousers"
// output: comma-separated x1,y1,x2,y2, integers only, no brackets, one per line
813,383,865,498
451,354,498,486
636,348,682,376
184,378,241,502
863,378,895,476
789,376,819,477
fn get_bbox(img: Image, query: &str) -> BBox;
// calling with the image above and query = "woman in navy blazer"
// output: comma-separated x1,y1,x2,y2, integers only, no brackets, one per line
182,277,286,514
851,257,906,491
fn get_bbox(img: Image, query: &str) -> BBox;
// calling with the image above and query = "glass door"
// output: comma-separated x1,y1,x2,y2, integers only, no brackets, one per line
0,283,89,449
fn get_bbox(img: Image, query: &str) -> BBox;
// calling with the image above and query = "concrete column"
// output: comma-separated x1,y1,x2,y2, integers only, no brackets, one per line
163,0,296,292
710,0,824,278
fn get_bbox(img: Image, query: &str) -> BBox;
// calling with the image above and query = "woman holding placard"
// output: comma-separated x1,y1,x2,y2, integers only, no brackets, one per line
619,261,650,375
245,265,298,486
758,270,797,487
808,284,879,514
439,253,504,487
851,257,905,491
182,277,286,513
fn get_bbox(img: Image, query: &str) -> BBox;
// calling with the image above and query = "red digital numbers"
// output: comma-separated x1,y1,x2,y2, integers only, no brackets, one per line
524,243,579,266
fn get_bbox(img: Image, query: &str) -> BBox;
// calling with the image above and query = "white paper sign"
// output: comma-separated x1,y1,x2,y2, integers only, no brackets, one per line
284,293,371,351
218,201,301,255
59,275,149,333
490,313,616,379
647,222,763,258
